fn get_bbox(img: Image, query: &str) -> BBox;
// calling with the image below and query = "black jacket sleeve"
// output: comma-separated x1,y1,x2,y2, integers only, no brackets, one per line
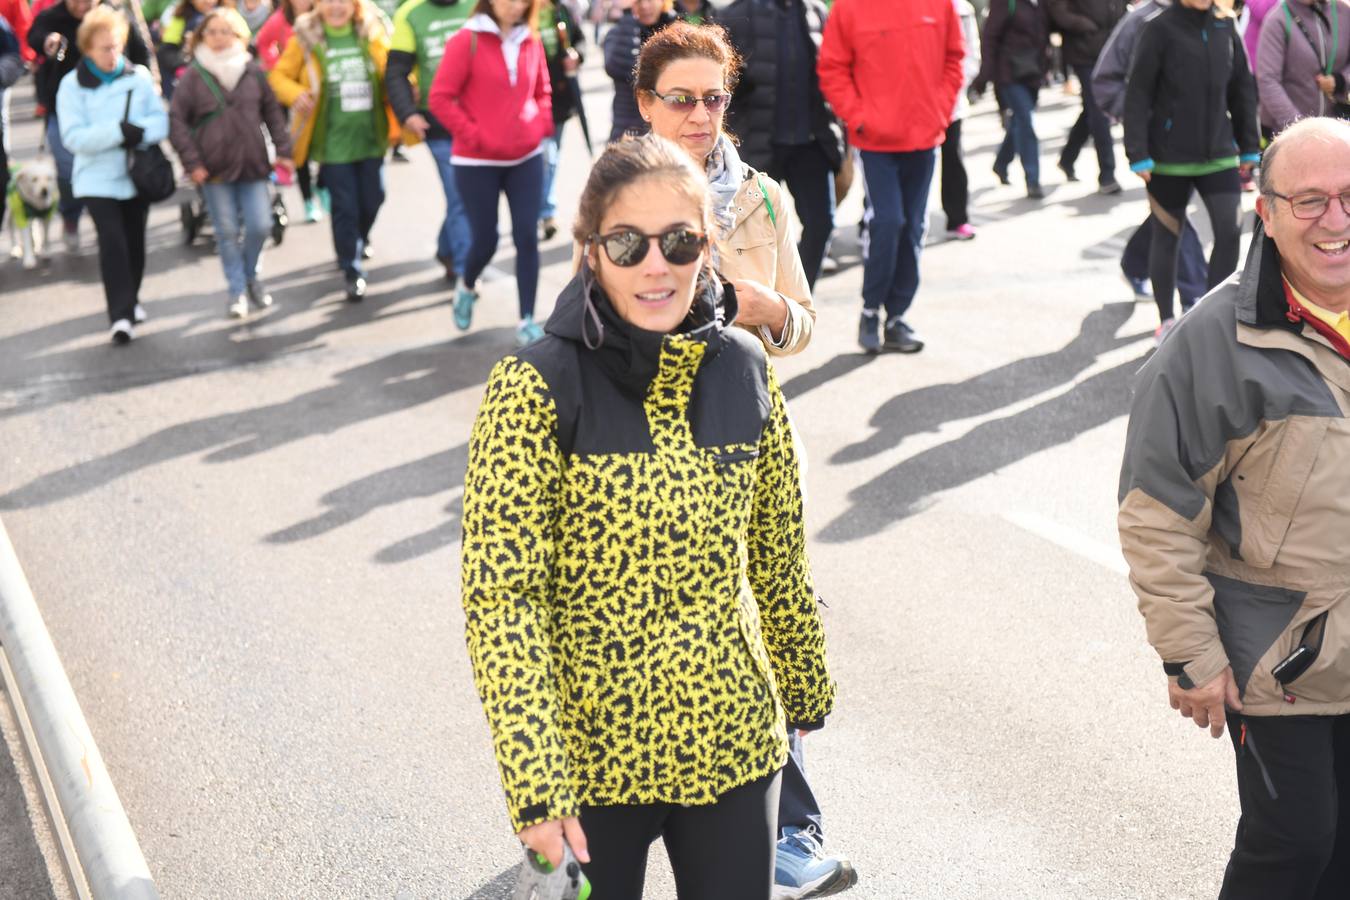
973,0,1008,92
385,49,419,123
1227,27,1260,158
1123,18,1164,166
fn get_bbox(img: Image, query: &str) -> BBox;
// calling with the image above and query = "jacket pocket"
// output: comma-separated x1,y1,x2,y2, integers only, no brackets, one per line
1209,574,1305,697
1272,597,1350,706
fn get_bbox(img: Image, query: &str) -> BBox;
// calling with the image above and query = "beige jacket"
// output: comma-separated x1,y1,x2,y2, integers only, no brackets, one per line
570,169,816,357
1119,228,1350,717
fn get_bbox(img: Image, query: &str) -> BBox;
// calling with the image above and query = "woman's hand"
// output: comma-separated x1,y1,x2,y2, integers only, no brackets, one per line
275,157,295,174
402,113,429,140
518,816,590,870
293,91,315,118
190,166,209,185
731,278,789,339
1316,74,1336,96
1136,169,1151,184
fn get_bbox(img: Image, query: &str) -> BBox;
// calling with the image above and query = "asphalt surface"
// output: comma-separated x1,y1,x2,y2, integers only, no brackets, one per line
0,60,1251,899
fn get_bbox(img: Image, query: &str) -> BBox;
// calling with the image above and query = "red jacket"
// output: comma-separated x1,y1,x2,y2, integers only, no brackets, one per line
1,0,34,62
428,22,552,163
817,0,965,153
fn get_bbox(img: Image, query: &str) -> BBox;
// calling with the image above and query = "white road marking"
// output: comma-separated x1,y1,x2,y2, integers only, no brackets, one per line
1002,509,1130,576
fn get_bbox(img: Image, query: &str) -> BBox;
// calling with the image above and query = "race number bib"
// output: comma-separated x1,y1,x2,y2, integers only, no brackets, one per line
340,80,372,112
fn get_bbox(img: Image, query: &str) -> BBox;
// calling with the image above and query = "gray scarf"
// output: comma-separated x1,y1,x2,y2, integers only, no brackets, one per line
705,135,745,240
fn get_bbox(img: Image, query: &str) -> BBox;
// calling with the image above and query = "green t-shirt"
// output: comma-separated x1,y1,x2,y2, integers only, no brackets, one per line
391,0,472,109
315,25,385,164
539,3,560,59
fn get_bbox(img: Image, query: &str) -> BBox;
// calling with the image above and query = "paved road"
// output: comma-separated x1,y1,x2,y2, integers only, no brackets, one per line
0,62,1248,898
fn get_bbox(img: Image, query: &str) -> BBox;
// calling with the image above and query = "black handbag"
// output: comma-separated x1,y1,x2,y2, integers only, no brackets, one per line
123,92,176,203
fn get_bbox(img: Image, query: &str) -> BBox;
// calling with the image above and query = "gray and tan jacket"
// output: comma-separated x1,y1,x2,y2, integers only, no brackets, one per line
1119,226,1350,717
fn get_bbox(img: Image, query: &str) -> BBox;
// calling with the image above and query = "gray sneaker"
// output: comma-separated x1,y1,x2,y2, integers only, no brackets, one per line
858,312,881,354
246,280,273,309
883,317,924,353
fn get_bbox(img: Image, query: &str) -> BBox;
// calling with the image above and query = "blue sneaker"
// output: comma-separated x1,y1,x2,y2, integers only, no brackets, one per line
516,317,545,347
454,286,478,331
773,826,857,899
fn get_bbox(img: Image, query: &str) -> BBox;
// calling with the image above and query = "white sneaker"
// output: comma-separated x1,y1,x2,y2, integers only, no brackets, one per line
109,319,134,344
62,225,80,254
133,304,147,324
246,281,273,309
228,293,250,319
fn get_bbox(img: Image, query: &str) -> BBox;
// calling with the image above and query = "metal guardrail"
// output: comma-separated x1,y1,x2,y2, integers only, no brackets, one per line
0,517,158,900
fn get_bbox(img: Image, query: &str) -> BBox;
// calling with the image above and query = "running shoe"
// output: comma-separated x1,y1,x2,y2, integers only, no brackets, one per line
946,223,976,241
1027,183,1046,200
857,311,881,354
993,164,1010,186
454,286,479,331
1099,179,1123,195
62,220,80,253
247,281,274,309
109,319,134,345
228,293,250,319
133,304,147,324
304,198,324,223
883,316,924,353
317,186,332,215
345,275,367,303
1058,159,1078,182
773,826,858,899
540,217,559,241
516,317,545,347
1125,275,1152,301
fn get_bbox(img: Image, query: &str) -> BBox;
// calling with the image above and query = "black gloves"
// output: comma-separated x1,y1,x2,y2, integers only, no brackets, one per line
120,121,145,148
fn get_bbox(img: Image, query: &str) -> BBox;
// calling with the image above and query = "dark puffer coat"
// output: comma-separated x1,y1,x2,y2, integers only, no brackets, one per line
603,9,676,141
169,59,293,182
1047,0,1127,68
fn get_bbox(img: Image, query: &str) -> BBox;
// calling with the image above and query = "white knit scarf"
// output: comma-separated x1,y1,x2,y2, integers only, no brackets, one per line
193,44,251,93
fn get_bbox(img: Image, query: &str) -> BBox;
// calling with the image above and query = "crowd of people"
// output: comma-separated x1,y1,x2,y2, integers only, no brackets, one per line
5,0,1350,897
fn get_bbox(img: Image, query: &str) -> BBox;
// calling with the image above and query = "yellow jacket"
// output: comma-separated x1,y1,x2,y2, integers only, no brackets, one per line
268,7,399,166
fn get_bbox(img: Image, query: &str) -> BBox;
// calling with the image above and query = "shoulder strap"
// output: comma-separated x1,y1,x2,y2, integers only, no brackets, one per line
756,174,776,227
189,60,229,135
1284,0,1337,74
123,89,133,122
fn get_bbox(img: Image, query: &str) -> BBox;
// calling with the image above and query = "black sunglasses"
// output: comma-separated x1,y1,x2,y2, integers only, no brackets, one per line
647,90,732,114
592,227,707,267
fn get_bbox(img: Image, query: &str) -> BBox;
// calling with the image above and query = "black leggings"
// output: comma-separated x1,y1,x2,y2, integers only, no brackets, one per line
579,770,781,899
85,196,150,325
1146,168,1242,322
941,117,969,229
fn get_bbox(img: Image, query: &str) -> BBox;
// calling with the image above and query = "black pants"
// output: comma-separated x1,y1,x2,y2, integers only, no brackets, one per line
1219,712,1350,900
579,770,781,899
1060,63,1116,184
940,117,969,229
1146,168,1241,322
1121,212,1209,306
766,142,835,289
85,196,150,325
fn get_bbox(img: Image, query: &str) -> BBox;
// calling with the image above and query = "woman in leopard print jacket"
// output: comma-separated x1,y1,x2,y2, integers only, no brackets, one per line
459,134,835,898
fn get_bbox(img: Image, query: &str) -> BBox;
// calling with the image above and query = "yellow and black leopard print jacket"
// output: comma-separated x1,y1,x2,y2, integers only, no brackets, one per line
460,275,835,832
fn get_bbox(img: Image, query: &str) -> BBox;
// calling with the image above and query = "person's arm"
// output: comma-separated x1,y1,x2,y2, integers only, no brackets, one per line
815,0,860,128
460,357,576,834
533,39,552,140
1123,19,1165,173
131,73,168,143
746,364,834,731
257,64,293,158
758,178,814,356
602,17,631,81
1255,14,1300,133
972,0,1008,93
427,30,477,143
1047,0,1098,36
1118,334,1239,736
267,35,308,106
167,69,205,171
1091,12,1137,122
1229,25,1261,161
25,6,50,57
384,4,419,122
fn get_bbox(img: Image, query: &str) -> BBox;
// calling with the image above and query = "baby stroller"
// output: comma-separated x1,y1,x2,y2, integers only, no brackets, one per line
180,176,289,248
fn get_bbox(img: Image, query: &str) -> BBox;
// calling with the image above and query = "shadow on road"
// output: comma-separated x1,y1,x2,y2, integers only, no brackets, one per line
819,302,1151,543
464,866,517,899
0,334,504,512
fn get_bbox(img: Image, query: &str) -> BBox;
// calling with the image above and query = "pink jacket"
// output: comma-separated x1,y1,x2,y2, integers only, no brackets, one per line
254,8,292,71
1242,0,1280,70
427,19,552,163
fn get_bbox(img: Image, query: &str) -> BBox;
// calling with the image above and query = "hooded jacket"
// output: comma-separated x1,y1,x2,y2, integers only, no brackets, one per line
1256,0,1350,133
1091,0,1170,122
602,9,675,142
427,13,552,163
170,57,293,181
817,0,964,153
1120,226,1350,717
56,61,168,200
1122,3,1259,171
460,274,835,831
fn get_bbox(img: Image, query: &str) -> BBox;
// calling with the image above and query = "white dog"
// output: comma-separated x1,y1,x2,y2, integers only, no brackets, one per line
7,160,59,270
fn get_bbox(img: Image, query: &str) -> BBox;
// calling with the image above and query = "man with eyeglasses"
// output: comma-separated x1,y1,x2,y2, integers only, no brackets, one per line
818,0,964,353
1119,117,1350,900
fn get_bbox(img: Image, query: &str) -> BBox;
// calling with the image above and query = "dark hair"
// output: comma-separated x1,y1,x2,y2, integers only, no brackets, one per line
472,0,541,34
633,20,741,97
278,0,300,24
172,0,234,25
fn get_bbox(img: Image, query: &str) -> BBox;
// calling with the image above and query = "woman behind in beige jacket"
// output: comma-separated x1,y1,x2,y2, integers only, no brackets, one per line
633,20,815,356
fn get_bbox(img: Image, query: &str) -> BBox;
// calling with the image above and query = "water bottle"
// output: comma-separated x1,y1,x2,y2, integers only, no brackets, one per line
511,844,591,900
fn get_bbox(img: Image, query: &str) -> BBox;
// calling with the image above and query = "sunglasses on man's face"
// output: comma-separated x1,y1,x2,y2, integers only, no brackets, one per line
648,90,731,115
593,227,707,267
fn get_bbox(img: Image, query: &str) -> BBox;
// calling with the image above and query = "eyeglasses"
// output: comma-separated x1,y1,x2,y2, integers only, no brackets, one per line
592,227,707,267
647,91,731,115
1266,190,1350,220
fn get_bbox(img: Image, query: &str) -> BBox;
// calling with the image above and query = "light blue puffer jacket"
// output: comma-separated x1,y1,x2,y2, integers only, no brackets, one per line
56,62,168,201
